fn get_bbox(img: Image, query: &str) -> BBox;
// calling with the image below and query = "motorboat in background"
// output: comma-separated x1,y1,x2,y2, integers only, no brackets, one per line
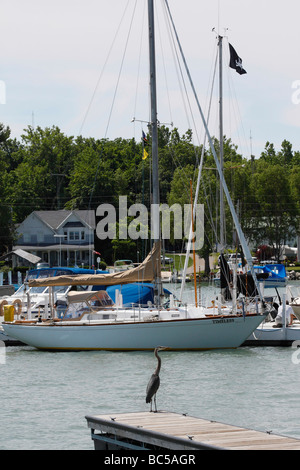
0,266,109,318
112,260,135,272
0,265,108,344
244,288,300,346
253,264,287,288
214,262,287,289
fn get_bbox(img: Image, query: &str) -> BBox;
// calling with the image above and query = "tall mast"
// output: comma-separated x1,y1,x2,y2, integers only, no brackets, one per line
218,35,224,252
148,0,162,304
148,0,159,227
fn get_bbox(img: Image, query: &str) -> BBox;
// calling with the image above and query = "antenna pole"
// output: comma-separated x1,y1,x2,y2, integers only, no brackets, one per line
218,35,224,252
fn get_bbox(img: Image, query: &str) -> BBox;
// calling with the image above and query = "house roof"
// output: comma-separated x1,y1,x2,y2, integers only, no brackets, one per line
34,210,95,230
13,244,94,251
0,249,41,264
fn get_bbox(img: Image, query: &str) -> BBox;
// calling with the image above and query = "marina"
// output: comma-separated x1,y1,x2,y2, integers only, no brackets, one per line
2,279,300,348
0,0,300,453
0,0,273,354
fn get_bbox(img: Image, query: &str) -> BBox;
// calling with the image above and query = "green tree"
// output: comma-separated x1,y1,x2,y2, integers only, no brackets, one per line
249,164,297,259
0,124,18,252
7,126,76,222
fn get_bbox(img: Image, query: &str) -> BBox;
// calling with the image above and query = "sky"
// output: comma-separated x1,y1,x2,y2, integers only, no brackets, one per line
1,0,300,158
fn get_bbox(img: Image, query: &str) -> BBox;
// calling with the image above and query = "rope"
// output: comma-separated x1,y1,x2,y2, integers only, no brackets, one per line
87,0,138,210
79,0,132,136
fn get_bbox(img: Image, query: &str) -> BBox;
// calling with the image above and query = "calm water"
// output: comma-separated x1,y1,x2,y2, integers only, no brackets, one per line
1,282,300,450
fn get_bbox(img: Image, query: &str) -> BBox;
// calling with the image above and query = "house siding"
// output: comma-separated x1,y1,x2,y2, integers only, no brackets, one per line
14,210,96,267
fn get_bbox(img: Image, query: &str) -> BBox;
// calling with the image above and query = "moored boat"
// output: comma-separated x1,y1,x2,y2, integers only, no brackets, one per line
214,263,287,288
0,265,108,344
291,301,300,320
244,320,300,346
3,286,267,351
253,264,287,288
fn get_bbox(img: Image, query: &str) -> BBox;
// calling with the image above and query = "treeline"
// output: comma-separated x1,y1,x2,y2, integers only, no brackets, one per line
0,123,299,263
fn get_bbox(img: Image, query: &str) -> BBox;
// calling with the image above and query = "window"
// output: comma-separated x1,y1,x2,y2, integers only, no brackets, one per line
69,231,80,241
81,231,85,240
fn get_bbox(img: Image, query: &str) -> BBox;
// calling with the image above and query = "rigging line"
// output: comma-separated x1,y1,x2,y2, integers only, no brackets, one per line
179,45,218,298
160,3,203,198
103,0,138,139
162,0,200,145
199,53,219,240
203,37,218,136
163,5,219,207
88,0,138,210
156,0,173,127
79,0,131,136
165,0,263,302
175,44,219,233
133,1,147,128
164,5,216,221
202,184,219,243
164,27,190,135
217,0,221,36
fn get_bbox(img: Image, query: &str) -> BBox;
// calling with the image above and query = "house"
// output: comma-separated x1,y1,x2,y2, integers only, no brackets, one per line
14,210,96,267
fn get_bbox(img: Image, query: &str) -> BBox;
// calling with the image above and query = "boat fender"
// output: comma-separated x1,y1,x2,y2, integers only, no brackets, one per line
13,299,22,316
0,299,8,316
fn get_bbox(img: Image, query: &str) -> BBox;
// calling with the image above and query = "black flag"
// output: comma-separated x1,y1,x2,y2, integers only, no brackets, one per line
229,43,247,75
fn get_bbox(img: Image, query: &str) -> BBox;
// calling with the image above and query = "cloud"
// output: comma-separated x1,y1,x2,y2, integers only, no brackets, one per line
0,0,300,155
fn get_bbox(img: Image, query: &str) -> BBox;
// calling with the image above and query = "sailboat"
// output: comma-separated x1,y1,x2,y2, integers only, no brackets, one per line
2,0,269,351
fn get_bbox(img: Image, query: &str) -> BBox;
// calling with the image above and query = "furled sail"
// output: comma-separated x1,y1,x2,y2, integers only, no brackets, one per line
219,254,231,289
28,242,161,287
219,253,269,299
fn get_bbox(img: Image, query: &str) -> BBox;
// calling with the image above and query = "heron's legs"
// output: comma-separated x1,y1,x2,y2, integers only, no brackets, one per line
154,394,157,412
149,396,158,413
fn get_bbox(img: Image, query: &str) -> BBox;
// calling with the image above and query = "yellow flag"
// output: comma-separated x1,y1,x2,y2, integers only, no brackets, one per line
143,149,148,160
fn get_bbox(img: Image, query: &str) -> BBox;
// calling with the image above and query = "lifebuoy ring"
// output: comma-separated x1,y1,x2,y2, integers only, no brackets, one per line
13,299,22,316
0,299,8,316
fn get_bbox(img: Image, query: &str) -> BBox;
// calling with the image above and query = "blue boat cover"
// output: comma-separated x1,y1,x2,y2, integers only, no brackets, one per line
106,283,171,306
262,264,286,279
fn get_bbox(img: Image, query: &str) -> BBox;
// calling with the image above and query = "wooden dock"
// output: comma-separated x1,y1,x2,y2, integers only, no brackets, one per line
85,411,300,450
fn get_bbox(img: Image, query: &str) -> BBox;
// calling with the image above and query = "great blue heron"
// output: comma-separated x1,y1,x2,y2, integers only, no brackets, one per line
146,346,167,412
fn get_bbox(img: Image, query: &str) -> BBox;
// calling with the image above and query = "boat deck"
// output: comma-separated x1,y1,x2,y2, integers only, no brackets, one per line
86,411,300,450
244,320,300,346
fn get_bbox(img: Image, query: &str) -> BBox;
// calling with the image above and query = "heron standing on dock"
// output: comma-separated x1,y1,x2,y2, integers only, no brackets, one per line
146,347,167,412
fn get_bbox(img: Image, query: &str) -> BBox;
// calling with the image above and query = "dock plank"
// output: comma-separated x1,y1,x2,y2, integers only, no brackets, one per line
86,411,300,450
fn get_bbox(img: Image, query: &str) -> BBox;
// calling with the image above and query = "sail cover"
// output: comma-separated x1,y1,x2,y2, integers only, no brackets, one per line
28,242,161,287
219,254,231,289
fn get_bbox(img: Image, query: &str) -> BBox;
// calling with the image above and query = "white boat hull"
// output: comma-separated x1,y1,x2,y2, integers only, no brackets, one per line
291,303,300,321
245,321,300,346
214,278,286,288
2,314,266,351
0,322,24,345
261,279,287,288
